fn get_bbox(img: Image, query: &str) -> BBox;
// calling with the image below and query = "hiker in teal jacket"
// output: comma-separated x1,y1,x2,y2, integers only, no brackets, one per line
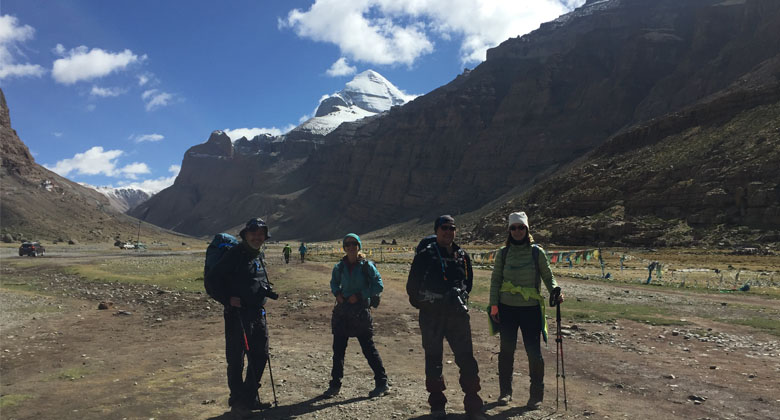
323,233,389,399
489,211,563,410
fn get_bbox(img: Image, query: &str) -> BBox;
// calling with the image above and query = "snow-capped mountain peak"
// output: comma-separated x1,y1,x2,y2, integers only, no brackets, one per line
85,184,156,213
295,70,416,136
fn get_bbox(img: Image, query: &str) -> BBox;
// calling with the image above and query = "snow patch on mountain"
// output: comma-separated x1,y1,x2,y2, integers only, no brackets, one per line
87,184,156,213
293,70,416,136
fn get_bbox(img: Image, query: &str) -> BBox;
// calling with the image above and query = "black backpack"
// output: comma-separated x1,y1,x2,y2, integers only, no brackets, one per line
203,233,238,300
415,235,437,255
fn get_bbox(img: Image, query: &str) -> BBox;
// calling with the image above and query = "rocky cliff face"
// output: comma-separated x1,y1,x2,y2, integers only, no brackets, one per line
472,67,780,247
282,0,780,240
133,0,780,246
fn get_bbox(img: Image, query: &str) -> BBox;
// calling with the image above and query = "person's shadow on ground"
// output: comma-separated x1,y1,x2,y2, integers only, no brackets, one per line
206,394,372,420
405,402,550,419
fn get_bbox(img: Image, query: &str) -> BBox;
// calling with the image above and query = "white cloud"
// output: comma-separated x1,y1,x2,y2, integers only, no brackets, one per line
281,0,585,65
52,132,63,137
142,89,174,111
326,57,357,77
224,126,295,140
137,74,150,86
0,15,45,79
90,85,126,97
118,165,180,193
118,162,150,179
131,133,164,143
86,104,96,112
45,146,124,177
52,44,142,84
45,146,151,181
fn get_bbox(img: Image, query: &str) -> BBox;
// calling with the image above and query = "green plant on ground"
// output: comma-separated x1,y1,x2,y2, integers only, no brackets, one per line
53,367,91,381
0,394,33,409
63,254,204,291
715,317,780,337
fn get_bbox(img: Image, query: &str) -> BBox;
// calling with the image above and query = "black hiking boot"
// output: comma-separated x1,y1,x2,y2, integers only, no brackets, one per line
526,384,544,410
368,379,390,398
245,396,272,410
497,393,512,406
323,384,341,398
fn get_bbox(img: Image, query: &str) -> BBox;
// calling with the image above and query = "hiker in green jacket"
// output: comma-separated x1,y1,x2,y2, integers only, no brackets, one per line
488,211,563,410
282,244,292,264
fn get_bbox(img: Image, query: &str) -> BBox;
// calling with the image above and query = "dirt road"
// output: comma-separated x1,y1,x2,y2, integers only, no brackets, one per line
1,253,778,419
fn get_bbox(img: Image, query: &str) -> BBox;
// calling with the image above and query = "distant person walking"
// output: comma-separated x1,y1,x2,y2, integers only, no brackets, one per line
282,244,292,264
407,215,486,420
323,233,389,399
489,212,563,410
205,218,280,415
298,242,307,263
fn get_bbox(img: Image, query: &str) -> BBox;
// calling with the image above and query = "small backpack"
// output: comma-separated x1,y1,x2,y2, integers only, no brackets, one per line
204,233,238,300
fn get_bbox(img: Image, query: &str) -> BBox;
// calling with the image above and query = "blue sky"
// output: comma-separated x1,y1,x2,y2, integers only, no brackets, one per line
1,0,583,191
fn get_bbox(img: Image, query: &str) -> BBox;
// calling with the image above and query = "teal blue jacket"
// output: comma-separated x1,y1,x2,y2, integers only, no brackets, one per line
331,257,383,300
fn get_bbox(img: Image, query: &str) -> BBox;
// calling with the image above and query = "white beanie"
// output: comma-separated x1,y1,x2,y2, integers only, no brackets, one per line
508,211,529,229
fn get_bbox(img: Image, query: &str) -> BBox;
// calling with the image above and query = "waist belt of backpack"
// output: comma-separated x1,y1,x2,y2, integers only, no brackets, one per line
418,290,446,303
498,282,549,343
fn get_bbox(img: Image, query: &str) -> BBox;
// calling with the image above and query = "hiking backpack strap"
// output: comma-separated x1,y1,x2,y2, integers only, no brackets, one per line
500,245,541,291
532,244,541,292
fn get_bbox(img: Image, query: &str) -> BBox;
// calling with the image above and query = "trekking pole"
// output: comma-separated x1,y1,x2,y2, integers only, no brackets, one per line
236,310,261,404
258,259,279,408
263,309,279,408
555,303,568,411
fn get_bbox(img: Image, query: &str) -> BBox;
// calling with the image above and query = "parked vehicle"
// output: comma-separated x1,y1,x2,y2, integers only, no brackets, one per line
19,241,45,257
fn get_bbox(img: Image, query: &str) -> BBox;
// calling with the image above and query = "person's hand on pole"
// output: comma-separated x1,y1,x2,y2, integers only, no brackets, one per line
336,293,345,304
347,293,360,304
490,305,500,323
550,287,563,306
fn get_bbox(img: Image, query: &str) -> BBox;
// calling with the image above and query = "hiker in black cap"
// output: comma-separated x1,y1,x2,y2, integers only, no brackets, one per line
206,218,279,415
407,215,486,420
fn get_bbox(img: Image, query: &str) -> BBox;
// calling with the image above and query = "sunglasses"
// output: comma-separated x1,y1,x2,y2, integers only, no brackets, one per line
510,225,527,231
343,242,359,248
439,225,457,232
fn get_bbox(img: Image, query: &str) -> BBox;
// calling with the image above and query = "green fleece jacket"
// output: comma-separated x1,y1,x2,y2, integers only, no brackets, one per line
489,242,558,307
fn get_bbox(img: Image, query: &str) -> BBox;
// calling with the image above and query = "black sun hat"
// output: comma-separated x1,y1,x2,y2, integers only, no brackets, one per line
239,217,270,239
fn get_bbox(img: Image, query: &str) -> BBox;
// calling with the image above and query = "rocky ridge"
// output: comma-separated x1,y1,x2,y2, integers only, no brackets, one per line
132,0,780,246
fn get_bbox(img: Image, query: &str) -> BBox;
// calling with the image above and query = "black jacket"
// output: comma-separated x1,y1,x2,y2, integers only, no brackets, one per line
206,242,273,309
407,241,473,309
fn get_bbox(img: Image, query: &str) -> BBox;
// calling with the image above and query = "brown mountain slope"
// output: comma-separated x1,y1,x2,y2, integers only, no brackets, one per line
0,89,190,244
471,72,780,247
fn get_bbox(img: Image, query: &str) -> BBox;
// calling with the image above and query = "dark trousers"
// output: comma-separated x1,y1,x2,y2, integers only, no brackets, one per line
224,307,269,404
419,307,483,413
329,332,387,387
497,303,544,397
284,254,290,264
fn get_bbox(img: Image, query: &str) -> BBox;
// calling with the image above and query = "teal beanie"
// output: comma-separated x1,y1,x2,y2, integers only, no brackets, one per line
343,233,362,250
